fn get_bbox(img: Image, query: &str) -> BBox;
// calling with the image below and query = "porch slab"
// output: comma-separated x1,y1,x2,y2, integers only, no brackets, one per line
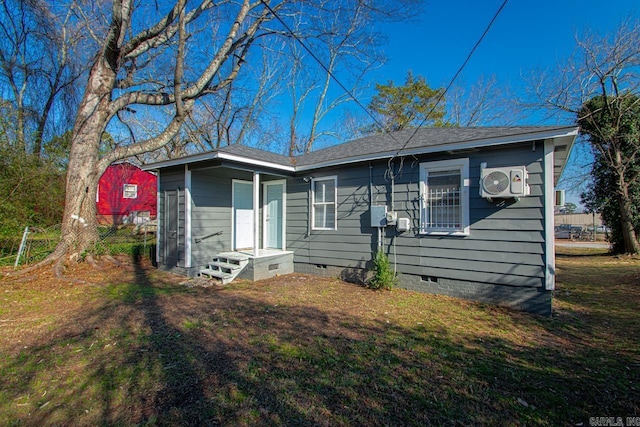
234,250,294,281
235,249,294,259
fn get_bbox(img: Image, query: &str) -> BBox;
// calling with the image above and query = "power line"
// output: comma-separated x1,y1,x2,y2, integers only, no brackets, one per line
260,0,509,158
259,0,405,146
390,0,510,160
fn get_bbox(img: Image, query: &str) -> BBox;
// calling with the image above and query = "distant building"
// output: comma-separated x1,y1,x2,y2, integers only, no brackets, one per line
555,213,602,227
97,163,157,225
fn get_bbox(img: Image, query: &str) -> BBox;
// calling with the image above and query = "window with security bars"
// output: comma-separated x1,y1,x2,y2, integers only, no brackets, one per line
420,159,469,235
425,170,461,229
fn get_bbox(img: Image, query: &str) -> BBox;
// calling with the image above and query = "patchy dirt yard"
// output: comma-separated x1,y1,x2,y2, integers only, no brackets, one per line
1,252,639,426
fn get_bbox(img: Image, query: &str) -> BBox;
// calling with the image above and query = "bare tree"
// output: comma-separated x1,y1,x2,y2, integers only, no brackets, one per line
56,0,275,258
181,49,284,152
447,75,522,127
10,0,420,266
283,0,396,155
285,41,317,155
0,0,84,156
528,19,640,253
173,0,419,158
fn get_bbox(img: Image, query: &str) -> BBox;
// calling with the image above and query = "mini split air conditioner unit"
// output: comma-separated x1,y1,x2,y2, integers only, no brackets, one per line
480,166,529,199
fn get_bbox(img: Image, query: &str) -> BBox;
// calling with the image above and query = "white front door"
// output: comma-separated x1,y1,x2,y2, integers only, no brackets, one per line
264,181,285,249
233,180,254,250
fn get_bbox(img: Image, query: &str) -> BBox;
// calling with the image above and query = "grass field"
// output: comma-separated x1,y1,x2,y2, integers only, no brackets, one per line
0,248,638,426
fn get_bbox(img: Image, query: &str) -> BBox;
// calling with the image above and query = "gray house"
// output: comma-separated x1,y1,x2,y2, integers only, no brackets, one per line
143,126,578,315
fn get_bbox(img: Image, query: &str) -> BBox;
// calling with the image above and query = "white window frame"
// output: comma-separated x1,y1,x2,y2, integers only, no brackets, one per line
311,176,337,230
419,158,469,236
123,183,138,199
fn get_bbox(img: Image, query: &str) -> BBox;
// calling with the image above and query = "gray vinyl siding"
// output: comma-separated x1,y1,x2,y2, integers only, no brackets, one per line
158,165,287,274
189,168,237,269
188,168,280,271
147,128,574,314
287,142,550,310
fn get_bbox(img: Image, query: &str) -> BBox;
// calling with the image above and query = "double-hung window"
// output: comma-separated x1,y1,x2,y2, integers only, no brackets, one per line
312,176,337,230
123,183,138,199
420,159,469,235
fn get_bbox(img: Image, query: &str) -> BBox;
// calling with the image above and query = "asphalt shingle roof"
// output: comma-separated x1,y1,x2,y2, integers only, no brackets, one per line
294,126,574,167
218,144,293,166
143,126,577,173
213,126,575,169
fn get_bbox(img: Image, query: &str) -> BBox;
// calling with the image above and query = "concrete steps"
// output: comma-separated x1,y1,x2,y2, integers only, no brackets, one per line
199,252,249,284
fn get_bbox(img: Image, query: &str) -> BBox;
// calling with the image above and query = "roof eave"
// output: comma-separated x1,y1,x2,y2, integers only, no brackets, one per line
141,151,296,172
295,126,580,171
141,126,579,173
141,151,220,171
551,132,579,183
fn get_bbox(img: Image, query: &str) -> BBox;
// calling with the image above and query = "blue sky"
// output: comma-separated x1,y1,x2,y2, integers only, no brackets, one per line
373,0,638,94
367,0,638,207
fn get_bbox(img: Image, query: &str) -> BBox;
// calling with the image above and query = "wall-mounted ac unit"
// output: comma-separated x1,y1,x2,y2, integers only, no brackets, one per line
480,166,529,199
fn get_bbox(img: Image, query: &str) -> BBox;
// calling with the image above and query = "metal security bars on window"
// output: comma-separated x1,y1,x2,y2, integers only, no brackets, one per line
425,170,461,230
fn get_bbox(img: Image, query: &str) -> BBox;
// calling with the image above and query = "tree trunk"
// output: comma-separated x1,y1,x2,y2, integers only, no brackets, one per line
58,56,116,255
617,182,640,254
16,98,25,153
288,114,297,157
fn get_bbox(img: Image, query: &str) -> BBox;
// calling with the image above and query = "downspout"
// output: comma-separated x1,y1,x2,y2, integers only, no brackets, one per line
390,164,397,275
177,188,181,265
304,176,313,238
308,180,312,237
370,163,380,251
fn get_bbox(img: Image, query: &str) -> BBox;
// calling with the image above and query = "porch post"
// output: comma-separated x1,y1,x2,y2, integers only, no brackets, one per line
253,172,260,257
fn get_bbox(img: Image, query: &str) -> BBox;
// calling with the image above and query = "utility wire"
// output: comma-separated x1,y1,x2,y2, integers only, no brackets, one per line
390,0,510,160
259,0,405,146
260,0,509,158
385,0,509,181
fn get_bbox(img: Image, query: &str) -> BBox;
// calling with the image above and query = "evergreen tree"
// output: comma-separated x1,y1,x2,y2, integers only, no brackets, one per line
579,94,640,253
367,71,446,133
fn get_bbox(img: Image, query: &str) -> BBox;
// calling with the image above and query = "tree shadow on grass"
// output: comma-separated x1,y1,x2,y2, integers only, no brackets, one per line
1,260,638,426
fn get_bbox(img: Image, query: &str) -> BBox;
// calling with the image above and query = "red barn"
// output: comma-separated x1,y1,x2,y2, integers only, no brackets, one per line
97,163,157,225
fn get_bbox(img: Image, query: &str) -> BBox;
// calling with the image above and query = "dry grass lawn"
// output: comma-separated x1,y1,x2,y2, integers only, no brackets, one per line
0,248,638,426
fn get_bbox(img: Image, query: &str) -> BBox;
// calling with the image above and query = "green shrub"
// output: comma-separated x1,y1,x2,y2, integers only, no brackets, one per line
0,146,65,237
367,249,397,290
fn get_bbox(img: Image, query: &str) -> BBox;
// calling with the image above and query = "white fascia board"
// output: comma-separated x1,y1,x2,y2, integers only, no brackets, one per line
216,152,295,172
141,152,220,170
142,151,295,172
296,126,580,172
